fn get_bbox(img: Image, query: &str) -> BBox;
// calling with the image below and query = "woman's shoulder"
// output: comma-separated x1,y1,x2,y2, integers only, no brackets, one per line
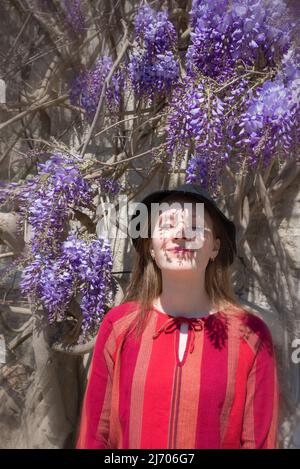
221,303,275,353
225,303,272,328
102,300,140,326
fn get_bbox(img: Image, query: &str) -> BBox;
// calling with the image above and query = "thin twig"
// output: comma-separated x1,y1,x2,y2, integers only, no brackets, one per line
0,252,15,259
3,12,32,66
83,143,167,177
0,94,68,132
216,70,270,94
94,115,140,137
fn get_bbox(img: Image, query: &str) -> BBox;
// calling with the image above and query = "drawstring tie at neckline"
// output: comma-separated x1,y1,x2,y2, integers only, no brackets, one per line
152,316,206,354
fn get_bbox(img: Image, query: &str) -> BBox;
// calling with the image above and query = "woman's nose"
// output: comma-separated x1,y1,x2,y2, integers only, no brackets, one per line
173,223,193,239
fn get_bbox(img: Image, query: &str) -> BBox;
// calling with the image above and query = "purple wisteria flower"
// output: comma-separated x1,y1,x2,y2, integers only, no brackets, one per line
238,72,300,166
16,152,94,257
165,73,229,189
20,235,116,341
127,48,179,100
105,65,126,115
9,151,119,342
62,0,85,35
134,5,177,55
187,0,291,80
127,4,179,100
185,151,228,195
162,0,298,184
70,56,125,119
95,176,123,196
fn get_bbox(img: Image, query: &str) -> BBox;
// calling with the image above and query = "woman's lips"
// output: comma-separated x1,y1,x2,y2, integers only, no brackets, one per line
167,248,194,252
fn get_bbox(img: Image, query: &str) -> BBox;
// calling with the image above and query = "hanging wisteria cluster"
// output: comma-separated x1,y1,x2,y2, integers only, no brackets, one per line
237,47,300,166
165,75,231,188
96,176,122,196
20,153,94,257
39,0,86,35
20,234,116,342
126,4,180,101
0,152,118,343
62,0,85,35
187,0,291,79
70,56,125,119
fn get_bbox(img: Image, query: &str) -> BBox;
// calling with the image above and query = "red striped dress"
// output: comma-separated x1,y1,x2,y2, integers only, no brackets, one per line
75,300,279,449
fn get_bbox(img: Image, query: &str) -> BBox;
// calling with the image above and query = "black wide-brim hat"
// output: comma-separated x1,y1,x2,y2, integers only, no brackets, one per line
129,183,237,265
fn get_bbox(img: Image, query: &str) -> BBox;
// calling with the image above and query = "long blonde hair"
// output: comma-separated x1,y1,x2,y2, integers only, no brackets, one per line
123,194,244,339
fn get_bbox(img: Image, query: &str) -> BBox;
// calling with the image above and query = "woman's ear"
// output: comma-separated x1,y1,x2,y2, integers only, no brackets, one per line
149,242,155,259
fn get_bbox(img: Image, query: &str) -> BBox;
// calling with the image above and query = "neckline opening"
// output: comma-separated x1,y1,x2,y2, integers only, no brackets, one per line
152,304,221,320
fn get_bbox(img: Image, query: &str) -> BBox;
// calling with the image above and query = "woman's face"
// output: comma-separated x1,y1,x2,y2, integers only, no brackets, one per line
149,195,220,273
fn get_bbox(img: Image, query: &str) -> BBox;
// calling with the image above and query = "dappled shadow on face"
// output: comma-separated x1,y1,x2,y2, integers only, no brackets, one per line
162,245,201,265
150,200,210,266
151,225,206,266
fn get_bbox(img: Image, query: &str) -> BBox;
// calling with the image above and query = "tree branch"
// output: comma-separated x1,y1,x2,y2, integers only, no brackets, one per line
80,19,132,156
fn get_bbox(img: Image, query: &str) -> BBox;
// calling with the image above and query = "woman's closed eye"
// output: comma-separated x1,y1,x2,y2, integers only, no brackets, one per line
160,224,201,230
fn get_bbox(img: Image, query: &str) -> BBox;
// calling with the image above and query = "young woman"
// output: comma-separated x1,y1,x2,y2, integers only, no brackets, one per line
75,183,279,449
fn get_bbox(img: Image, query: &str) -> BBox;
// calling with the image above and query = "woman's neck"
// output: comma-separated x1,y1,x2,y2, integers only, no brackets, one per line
153,273,218,318
152,296,217,318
